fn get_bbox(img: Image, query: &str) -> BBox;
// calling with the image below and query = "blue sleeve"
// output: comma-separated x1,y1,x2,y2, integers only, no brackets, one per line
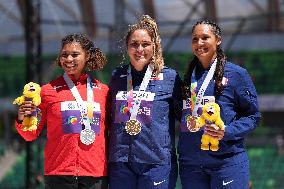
223,69,261,141
108,68,119,124
172,72,183,121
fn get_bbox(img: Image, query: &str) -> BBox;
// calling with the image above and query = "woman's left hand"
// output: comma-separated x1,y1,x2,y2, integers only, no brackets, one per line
204,124,225,140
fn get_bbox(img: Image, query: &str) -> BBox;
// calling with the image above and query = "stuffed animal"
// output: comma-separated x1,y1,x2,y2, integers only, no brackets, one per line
195,102,225,151
13,82,41,131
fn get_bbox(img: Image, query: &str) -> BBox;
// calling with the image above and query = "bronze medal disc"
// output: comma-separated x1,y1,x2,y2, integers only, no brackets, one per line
186,116,199,132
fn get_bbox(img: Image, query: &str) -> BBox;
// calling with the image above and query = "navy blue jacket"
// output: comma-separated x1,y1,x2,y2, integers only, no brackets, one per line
178,61,261,167
109,64,182,164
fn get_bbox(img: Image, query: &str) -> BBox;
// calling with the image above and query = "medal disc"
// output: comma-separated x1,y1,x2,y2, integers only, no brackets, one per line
125,119,142,135
186,116,199,132
80,129,95,145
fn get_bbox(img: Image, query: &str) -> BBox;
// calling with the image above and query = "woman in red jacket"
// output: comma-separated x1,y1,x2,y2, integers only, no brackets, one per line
15,34,109,189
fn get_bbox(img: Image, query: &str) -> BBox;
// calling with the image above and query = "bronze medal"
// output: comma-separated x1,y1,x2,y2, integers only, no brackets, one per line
186,116,199,132
125,119,142,135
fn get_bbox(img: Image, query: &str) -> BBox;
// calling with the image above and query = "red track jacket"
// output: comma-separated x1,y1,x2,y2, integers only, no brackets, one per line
15,74,109,176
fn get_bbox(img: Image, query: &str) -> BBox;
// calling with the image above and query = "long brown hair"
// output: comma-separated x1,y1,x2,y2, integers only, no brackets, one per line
184,20,226,97
125,15,164,74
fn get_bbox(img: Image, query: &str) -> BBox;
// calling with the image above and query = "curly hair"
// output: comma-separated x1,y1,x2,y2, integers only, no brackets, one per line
55,33,107,71
125,15,164,74
184,20,226,97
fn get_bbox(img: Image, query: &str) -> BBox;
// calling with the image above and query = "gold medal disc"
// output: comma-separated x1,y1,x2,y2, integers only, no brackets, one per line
125,119,142,135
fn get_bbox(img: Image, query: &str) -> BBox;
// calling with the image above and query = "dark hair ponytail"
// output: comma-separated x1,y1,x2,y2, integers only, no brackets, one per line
183,56,198,98
214,46,226,96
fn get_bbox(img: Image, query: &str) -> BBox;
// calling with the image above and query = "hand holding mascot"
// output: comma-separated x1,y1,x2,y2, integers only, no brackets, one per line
13,82,41,131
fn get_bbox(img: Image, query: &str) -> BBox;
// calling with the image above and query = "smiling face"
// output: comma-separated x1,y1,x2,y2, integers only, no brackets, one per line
127,29,154,71
191,24,221,68
59,42,87,79
202,102,220,122
23,82,41,98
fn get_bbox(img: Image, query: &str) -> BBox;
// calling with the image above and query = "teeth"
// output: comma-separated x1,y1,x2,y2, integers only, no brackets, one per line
64,63,76,68
196,48,208,53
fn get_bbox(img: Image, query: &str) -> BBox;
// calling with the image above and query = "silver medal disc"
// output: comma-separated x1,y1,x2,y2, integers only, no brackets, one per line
80,129,95,145
125,119,142,135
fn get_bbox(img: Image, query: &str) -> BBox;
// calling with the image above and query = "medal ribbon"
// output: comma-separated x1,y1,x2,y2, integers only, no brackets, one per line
127,64,154,120
190,81,197,113
191,58,217,116
63,73,94,130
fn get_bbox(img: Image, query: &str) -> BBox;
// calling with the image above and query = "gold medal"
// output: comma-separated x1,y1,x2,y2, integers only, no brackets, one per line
125,119,142,135
186,115,199,132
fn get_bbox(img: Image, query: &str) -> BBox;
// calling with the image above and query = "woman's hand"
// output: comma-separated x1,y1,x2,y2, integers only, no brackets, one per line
17,100,37,121
204,124,225,140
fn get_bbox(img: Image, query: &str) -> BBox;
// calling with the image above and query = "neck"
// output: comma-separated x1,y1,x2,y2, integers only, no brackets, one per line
199,55,217,69
68,73,85,81
131,63,149,72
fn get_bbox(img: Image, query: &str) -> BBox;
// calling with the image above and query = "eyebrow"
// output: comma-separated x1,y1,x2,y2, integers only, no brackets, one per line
129,39,152,43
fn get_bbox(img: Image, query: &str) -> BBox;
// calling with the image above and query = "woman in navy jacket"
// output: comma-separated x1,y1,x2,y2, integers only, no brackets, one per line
108,15,182,189
178,20,261,189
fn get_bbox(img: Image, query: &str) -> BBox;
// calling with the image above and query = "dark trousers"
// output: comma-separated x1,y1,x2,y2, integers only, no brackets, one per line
108,162,177,189
44,175,108,189
179,160,249,189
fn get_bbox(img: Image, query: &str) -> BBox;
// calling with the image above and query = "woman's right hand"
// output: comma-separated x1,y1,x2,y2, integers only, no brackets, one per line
17,100,37,121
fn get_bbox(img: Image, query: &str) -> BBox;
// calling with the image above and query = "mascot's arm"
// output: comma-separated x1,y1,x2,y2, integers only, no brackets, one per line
215,117,225,130
32,96,41,106
196,116,206,129
13,96,25,105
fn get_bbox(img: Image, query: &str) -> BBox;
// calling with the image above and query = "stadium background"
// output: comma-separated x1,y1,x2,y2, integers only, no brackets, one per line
0,0,283,188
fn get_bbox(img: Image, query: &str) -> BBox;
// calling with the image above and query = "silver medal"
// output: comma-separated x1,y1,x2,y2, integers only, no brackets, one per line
80,129,95,145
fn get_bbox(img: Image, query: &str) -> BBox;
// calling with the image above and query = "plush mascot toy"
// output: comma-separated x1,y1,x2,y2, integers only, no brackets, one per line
195,102,225,151
13,82,41,131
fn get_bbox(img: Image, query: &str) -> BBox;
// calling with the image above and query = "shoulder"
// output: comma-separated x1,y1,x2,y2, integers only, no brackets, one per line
41,76,64,91
111,64,128,78
38,76,65,98
93,79,109,92
224,61,254,89
160,66,181,84
225,61,250,78
161,66,180,78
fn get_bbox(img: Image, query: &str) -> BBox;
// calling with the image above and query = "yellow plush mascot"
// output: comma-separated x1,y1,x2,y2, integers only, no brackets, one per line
13,82,41,131
195,102,225,151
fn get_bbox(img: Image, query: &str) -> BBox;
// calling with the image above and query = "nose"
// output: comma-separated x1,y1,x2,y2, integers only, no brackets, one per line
137,44,144,52
197,38,203,45
66,55,73,61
